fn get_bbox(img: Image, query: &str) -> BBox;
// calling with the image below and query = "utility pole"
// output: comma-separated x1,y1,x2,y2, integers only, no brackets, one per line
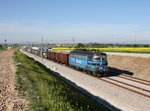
41,36,43,63
72,37,74,48
134,32,137,44
4,39,7,45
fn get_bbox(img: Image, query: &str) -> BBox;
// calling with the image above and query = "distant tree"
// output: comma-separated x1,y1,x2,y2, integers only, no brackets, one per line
75,43,85,49
125,44,132,47
132,44,139,47
143,44,149,47
98,45,109,48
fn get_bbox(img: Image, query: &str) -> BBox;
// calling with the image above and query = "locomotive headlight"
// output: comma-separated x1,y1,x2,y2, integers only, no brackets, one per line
96,66,99,69
99,67,103,69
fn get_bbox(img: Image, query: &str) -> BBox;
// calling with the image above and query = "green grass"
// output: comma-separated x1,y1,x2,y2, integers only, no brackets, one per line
14,51,109,111
0,47,6,51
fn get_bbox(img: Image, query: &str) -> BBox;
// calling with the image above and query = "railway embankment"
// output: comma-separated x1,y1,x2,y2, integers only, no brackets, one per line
107,52,150,81
15,51,109,111
21,50,150,111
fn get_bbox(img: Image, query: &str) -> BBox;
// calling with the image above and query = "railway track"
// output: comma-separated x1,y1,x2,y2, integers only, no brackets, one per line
100,75,150,99
52,58,150,99
78,69,150,99
118,74,150,86
24,51,150,99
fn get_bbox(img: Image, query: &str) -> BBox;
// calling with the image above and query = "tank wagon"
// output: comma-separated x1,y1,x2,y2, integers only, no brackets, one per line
69,49,108,75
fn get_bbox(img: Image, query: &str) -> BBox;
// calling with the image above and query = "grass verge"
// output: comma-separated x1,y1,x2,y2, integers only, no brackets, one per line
0,47,6,51
14,51,109,111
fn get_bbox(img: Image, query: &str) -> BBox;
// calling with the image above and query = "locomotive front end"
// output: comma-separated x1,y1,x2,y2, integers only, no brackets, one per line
90,53,108,74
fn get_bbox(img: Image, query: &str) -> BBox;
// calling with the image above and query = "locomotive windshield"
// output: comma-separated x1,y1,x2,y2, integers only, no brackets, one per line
93,54,107,61
93,55,100,60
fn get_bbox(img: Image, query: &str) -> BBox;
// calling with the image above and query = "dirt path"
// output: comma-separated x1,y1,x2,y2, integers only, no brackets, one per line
0,50,27,111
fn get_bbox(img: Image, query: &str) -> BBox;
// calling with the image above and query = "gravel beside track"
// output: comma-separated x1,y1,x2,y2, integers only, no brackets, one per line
21,50,150,111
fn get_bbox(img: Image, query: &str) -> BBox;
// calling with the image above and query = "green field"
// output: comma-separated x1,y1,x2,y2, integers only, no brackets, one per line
14,51,109,111
53,47,150,53
0,47,5,51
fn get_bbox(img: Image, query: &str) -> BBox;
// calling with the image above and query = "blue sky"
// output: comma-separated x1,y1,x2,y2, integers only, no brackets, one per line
0,0,150,44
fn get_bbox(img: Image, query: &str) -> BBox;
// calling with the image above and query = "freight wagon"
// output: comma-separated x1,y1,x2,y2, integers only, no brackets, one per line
47,51,69,66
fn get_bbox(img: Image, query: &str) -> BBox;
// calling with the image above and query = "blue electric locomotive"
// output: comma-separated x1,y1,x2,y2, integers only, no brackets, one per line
69,49,108,75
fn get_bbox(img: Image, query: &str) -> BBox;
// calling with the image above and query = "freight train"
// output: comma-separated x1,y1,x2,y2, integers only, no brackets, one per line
23,47,108,75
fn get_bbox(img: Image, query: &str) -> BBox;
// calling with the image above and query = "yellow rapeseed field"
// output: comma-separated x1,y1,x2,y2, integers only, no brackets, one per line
53,47,150,53
94,47,150,53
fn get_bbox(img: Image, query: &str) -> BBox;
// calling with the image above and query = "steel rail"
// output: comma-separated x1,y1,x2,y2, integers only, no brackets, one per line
104,77,150,93
118,75,150,86
99,78,150,99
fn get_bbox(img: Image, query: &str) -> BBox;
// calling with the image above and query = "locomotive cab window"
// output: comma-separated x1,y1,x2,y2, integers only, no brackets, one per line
93,54,107,61
93,55,101,60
